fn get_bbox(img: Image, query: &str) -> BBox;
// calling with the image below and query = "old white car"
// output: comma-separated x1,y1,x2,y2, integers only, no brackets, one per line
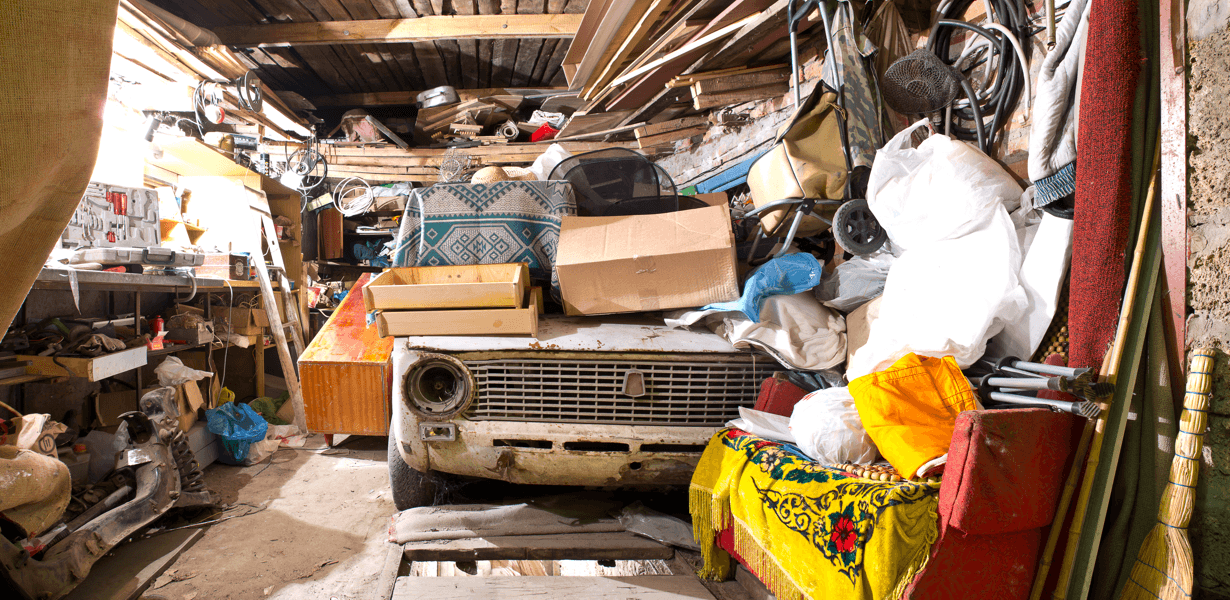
388,314,773,509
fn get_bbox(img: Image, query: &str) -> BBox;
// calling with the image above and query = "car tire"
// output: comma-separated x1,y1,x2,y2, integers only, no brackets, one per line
388,434,439,510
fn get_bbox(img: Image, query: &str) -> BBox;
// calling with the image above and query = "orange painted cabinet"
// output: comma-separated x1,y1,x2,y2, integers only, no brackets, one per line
299,273,393,435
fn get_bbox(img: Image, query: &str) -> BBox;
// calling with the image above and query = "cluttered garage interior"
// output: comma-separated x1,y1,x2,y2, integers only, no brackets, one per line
3,0,1228,598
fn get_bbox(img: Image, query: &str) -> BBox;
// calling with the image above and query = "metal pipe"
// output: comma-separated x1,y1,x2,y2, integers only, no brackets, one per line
1009,360,1091,379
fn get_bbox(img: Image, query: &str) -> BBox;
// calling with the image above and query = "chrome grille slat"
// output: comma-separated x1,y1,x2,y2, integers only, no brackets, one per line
465,358,774,426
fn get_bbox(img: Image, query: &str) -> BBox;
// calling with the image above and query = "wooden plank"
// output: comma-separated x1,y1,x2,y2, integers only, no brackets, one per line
260,139,643,156
582,0,673,99
636,125,706,148
634,115,708,138
401,532,674,561
215,14,584,47
376,307,538,337
692,82,788,110
62,529,205,600
453,0,481,89
556,110,634,137
18,347,148,382
568,0,641,90
561,0,614,71
392,576,716,600
312,87,562,107
413,41,450,87
605,0,775,111
608,13,760,89
691,69,790,94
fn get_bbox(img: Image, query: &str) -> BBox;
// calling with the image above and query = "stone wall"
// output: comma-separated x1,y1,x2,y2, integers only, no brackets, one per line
1187,7,1230,596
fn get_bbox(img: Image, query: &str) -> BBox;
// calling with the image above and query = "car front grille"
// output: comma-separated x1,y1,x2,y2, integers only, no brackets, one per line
464,357,775,426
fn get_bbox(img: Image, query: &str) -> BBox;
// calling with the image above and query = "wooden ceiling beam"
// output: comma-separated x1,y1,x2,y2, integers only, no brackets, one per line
310,87,568,107
215,14,583,47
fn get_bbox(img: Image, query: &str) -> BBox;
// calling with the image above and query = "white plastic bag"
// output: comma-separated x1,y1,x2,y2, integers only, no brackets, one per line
154,356,212,387
847,208,1028,379
530,143,572,180
726,406,795,443
867,120,1024,252
788,387,877,464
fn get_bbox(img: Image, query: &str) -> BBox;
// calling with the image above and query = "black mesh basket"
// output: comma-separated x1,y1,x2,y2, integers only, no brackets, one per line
548,148,681,217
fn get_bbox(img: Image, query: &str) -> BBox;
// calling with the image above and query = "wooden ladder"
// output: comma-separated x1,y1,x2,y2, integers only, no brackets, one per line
255,213,307,431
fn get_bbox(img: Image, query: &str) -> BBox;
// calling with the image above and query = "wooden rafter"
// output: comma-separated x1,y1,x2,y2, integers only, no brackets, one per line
215,14,583,47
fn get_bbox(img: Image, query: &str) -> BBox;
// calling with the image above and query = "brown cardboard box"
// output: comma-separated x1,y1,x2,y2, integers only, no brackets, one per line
179,381,206,432
226,307,267,335
555,204,740,316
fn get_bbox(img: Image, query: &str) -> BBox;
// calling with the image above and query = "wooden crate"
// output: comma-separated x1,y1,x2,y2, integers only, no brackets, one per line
376,307,538,337
362,263,530,312
299,273,393,436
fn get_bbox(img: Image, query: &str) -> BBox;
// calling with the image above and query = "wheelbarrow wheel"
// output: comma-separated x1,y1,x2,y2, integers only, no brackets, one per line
833,198,887,255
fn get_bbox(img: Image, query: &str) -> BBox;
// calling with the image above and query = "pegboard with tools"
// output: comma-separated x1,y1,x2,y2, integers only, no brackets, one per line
60,182,160,249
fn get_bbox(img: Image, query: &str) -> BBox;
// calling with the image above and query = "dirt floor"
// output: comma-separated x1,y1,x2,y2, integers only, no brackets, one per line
149,434,397,600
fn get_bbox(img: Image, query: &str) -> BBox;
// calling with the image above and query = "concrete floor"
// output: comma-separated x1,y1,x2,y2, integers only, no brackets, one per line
150,434,397,600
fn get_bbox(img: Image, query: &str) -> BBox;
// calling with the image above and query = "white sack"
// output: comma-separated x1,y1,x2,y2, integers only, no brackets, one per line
666,293,846,371
788,387,877,464
154,356,212,387
530,143,573,180
984,212,1074,361
867,120,1023,252
847,206,1028,380
727,406,795,443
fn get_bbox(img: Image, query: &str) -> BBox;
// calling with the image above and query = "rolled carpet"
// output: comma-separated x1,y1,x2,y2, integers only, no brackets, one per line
1067,0,1143,372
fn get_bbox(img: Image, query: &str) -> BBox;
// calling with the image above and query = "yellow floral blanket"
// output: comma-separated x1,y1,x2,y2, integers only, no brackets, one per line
690,428,942,600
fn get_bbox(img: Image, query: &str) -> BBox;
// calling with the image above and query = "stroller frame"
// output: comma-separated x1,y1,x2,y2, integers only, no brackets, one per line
744,0,885,261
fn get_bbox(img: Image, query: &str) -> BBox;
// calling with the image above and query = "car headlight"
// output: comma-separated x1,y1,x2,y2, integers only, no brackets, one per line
402,353,474,419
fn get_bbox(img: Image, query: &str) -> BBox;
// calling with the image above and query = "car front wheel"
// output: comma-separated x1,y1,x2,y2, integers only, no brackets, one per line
388,434,441,510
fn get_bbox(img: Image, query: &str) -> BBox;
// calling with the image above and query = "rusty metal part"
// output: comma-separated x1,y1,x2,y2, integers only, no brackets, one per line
0,388,215,600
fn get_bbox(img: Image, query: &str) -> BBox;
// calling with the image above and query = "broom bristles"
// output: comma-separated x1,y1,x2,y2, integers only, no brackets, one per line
1116,349,1213,600
1120,525,1193,600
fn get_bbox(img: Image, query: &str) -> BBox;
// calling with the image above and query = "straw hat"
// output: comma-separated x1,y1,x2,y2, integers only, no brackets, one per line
470,166,536,184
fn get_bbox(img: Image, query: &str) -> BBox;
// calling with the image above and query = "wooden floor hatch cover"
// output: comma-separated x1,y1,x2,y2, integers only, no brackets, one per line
392,575,718,599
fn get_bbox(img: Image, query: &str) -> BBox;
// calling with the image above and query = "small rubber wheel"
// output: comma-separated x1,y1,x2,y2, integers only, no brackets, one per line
833,198,887,255
388,434,440,510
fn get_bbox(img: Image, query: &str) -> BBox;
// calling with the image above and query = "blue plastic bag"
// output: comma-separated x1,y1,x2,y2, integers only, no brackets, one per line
702,253,823,322
206,402,269,463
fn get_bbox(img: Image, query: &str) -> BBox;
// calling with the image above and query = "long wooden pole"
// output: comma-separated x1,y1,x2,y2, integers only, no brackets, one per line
1052,147,1161,600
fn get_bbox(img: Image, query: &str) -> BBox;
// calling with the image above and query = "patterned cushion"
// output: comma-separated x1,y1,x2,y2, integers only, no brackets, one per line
391,181,576,293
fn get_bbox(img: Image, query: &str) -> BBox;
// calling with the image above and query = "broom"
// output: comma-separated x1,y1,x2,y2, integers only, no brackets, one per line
1118,348,1215,600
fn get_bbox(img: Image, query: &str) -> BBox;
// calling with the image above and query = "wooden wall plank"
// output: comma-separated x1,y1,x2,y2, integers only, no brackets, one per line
413,42,450,87
251,0,317,22
511,0,547,87
389,43,428,90
476,0,501,88
453,0,482,89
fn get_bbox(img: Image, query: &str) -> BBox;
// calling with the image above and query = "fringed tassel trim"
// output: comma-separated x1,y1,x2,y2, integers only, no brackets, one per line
730,516,805,600
691,483,733,580
889,498,940,600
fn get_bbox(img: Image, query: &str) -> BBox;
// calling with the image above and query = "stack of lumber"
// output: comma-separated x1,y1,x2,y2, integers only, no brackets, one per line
632,116,710,150
260,140,664,185
416,95,526,144
555,0,824,130
671,65,792,110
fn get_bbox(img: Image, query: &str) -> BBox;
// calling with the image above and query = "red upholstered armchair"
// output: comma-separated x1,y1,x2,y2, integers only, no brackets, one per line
727,383,1076,600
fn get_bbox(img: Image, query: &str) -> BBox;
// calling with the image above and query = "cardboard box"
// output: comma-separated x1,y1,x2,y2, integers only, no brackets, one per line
363,264,530,312
555,204,740,316
225,306,267,335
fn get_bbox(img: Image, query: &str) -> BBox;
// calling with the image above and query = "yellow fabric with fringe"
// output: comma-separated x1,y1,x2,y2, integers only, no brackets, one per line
691,428,942,600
